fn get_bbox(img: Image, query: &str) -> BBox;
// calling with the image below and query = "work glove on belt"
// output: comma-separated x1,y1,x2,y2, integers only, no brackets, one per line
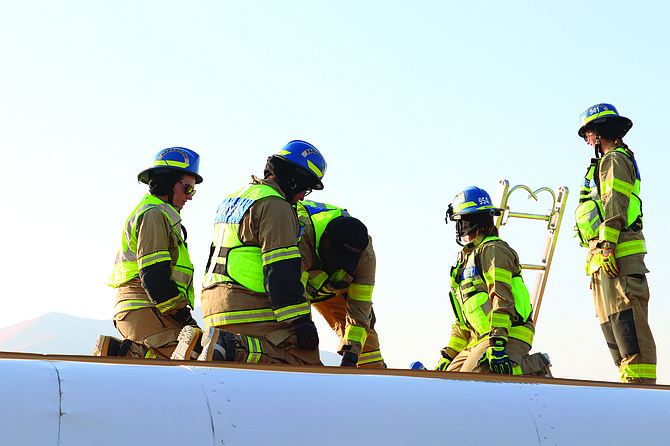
478,337,512,375
599,248,619,278
293,317,319,350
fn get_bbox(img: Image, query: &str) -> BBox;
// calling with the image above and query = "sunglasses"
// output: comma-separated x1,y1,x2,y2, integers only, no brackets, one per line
178,181,196,196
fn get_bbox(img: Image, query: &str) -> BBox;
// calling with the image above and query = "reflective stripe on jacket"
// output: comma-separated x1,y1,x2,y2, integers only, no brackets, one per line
109,194,195,312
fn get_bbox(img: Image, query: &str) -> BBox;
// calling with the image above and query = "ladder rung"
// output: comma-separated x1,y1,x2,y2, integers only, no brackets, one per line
507,211,550,221
520,263,546,271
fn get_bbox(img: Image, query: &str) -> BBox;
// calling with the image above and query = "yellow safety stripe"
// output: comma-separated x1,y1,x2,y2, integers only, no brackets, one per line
447,336,468,353
513,364,522,376
600,225,620,244
348,284,374,301
490,313,511,332
204,308,276,327
138,251,171,270
358,350,383,365
152,159,189,169
246,336,262,363
307,271,329,290
483,267,512,286
274,301,311,322
114,299,154,313
614,239,647,257
144,350,158,359
621,363,656,380
509,325,534,345
262,247,300,266
155,294,183,313
601,177,634,197
344,325,368,345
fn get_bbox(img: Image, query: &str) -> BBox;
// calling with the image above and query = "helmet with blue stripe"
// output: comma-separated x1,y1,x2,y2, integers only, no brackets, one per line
273,140,327,190
578,103,632,140
447,186,501,221
138,147,203,184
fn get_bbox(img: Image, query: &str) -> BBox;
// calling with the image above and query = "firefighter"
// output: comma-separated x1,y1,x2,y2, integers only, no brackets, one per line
435,186,550,375
172,140,326,365
575,103,656,384
95,147,203,359
296,200,384,368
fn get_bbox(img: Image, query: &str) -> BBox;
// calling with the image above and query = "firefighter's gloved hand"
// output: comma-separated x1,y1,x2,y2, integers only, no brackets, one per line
435,350,453,371
478,337,512,375
600,248,619,277
171,307,200,328
340,352,358,367
293,317,319,350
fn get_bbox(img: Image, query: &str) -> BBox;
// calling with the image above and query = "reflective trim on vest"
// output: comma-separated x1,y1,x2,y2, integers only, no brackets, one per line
344,325,368,346
358,350,383,365
203,184,284,292
204,308,277,327
274,301,311,322
246,336,262,363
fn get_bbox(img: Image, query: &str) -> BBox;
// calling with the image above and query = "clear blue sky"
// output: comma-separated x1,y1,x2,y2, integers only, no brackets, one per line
2,2,669,382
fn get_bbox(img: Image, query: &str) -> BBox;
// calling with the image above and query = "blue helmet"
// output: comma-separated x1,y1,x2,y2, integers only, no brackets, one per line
447,186,501,221
138,147,203,184
274,140,327,190
578,103,632,139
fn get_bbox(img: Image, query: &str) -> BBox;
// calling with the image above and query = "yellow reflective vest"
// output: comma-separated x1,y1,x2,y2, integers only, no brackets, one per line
109,194,195,313
203,184,285,292
449,236,533,347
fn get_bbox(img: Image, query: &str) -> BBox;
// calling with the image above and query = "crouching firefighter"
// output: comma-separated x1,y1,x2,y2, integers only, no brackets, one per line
575,103,656,385
434,186,551,376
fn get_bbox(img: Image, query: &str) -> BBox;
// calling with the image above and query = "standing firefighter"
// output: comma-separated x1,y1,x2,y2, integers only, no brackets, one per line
435,186,550,376
297,200,384,368
95,147,203,359
173,140,327,365
575,103,656,384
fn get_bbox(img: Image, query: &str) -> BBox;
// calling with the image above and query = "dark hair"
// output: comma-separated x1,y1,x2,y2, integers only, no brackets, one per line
477,221,499,238
264,155,317,202
147,170,183,196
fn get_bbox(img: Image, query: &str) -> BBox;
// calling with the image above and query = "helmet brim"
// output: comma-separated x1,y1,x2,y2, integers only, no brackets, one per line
138,167,204,185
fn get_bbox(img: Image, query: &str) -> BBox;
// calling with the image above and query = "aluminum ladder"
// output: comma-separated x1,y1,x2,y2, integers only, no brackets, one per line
493,179,569,325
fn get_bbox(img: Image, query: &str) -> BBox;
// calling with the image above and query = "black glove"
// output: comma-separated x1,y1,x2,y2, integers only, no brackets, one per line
293,317,319,350
340,352,358,367
170,307,199,328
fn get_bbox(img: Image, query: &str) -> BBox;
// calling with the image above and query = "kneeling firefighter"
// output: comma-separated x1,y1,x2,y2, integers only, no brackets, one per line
435,186,550,376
